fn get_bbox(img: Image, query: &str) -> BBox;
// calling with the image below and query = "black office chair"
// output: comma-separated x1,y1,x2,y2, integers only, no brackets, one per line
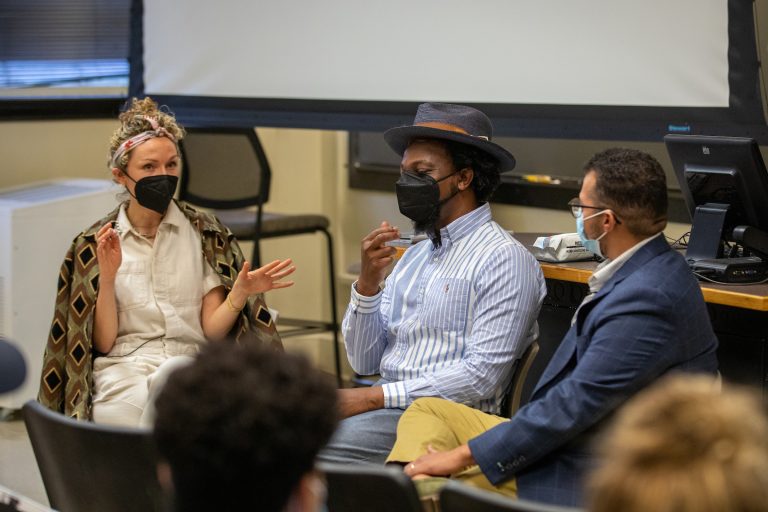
499,339,540,418
318,463,422,512
179,127,341,385
22,400,165,512
440,482,584,512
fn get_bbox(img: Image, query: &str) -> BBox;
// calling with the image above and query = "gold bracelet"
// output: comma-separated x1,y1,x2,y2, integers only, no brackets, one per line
226,294,245,313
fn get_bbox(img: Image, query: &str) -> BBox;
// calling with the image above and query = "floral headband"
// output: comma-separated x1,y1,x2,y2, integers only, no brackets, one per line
110,115,177,169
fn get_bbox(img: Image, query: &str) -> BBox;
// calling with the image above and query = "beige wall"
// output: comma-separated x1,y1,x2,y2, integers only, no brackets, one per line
0,119,118,187
0,120,691,376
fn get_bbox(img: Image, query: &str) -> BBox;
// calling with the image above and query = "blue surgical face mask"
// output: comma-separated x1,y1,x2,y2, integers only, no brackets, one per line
576,209,609,258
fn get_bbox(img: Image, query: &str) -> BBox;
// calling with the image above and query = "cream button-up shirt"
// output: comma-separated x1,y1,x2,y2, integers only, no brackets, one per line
107,201,221,356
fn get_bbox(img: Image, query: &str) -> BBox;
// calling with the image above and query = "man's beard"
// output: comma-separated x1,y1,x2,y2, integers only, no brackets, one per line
412,184,462,248
413,206,442,248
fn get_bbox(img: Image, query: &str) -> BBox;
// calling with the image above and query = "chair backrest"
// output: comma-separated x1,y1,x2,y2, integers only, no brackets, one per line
319,462,422,512
499,340,540,418
440,482,584,512
178,126,271,210
22,400,165,512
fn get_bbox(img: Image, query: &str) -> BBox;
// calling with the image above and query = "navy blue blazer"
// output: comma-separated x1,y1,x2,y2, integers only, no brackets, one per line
468,235,719,507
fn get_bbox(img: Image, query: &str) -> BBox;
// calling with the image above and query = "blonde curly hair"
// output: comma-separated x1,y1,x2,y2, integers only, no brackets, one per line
107,97,186,171
588,375,768,512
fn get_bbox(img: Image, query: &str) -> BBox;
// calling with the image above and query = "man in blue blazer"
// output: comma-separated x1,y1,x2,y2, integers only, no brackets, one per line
387,148,719,507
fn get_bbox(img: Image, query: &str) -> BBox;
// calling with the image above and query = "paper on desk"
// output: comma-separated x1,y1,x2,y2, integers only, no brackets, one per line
531,233,595,262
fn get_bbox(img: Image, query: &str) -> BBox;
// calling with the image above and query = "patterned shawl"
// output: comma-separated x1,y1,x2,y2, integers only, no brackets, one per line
38,200,282,419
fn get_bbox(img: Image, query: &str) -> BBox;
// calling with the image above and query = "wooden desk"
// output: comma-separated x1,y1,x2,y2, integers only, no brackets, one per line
513,233,768,402
513,233,768,311
537,260,768,311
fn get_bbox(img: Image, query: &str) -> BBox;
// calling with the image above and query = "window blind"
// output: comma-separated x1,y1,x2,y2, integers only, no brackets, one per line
0,0,130,89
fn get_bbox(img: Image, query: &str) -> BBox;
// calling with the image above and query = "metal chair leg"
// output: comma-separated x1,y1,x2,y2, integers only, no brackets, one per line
251,237,262,267
321,228,342,387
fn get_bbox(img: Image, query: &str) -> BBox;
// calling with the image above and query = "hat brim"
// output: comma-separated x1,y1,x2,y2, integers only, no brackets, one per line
383,126,516,173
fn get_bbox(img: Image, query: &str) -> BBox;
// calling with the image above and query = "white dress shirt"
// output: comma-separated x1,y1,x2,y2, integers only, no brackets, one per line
343,203,546,413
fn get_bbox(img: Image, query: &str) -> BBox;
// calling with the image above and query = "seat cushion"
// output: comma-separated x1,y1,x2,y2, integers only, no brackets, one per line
213,209,330,239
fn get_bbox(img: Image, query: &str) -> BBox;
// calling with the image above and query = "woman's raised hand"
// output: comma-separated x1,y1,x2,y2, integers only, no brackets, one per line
233,258,296,297
95,222,122,283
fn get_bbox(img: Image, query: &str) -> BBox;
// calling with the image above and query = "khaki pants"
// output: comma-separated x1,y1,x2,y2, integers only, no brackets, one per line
387,397,517,498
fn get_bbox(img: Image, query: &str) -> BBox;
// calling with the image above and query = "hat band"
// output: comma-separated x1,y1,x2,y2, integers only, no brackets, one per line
415,121,489,141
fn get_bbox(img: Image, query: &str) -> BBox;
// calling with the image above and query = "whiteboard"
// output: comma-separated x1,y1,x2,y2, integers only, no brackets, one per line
143,0,729,108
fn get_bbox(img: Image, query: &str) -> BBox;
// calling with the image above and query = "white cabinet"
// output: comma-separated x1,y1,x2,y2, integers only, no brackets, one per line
0,179,119,409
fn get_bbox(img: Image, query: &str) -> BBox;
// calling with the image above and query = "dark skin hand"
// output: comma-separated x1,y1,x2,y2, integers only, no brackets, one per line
356,221,400,296
337,386,385,419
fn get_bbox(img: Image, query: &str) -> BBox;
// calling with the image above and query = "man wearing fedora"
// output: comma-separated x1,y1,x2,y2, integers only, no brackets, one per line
319,103,546,465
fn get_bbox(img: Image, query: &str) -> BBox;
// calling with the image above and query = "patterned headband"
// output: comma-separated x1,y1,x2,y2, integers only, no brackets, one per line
110,115,177,169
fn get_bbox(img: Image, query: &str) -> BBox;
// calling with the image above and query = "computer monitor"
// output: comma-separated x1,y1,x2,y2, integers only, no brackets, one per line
664,134,768,263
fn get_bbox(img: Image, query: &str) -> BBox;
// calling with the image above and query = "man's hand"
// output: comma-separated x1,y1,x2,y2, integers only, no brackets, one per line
337,387,385,419
356,221,400,296
403,444,476,478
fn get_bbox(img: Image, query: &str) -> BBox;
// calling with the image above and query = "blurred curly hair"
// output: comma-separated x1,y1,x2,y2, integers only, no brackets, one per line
588,374,768,512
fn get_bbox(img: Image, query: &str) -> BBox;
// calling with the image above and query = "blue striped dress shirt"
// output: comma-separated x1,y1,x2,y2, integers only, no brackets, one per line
343,203,546,413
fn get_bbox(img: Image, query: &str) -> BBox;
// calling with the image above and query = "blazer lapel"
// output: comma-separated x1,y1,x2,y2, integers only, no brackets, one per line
530,235,671,398
573,235,670,328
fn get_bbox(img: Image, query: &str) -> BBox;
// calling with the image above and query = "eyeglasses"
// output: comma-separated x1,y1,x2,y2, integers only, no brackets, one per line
567,198,622,224
567,198,607,218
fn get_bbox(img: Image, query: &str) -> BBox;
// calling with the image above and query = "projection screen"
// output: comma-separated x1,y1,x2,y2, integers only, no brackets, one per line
137,0,766,139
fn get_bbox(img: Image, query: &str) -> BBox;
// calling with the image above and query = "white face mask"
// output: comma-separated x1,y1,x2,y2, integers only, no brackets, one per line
576,209,609,258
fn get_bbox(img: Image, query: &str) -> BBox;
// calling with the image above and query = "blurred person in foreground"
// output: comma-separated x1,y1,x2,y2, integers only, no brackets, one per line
589,374,768,512
154,342,338,512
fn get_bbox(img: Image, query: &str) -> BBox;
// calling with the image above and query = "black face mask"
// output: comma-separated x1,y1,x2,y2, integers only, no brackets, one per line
395,170,458,224
123,173,178,214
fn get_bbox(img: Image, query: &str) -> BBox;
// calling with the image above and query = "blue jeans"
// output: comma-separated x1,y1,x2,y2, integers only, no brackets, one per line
318,407,405,465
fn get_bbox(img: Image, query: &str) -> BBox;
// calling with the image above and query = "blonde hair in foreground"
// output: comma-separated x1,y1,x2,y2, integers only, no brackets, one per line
588,374,768,512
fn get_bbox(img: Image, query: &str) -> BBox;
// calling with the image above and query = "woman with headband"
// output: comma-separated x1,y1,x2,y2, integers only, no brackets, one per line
38,97,295,426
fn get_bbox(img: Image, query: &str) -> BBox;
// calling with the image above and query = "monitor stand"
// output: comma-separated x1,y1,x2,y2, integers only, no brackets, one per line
684,204,768,283
686,202,728,262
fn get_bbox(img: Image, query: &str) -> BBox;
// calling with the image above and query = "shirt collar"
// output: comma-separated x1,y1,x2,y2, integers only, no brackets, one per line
116,201,183,240
588,232,662,294
435,203,492,249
